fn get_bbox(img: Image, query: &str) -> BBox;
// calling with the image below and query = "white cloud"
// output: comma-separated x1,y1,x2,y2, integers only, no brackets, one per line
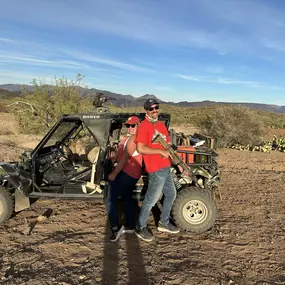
176,74,207,82
61,49,152,72
175,73,285,91
176,73,260,86
0,71,35,79
0,71,54,84
0,0,278,54
216,78,260,85
0,37,18,44
0,54,90,69
87,74,122,80
0,36,152,72
260,38,285,53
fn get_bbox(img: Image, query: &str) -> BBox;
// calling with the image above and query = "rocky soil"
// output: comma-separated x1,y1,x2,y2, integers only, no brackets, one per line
0,113,285,285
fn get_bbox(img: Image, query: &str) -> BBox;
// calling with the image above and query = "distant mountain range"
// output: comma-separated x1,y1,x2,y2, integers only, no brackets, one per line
1,84,285,114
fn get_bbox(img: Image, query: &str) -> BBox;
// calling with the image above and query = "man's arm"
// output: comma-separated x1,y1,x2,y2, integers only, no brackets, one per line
137,142,170,157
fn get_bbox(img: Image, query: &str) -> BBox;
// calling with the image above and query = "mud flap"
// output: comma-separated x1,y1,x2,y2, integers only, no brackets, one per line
15,189,30,212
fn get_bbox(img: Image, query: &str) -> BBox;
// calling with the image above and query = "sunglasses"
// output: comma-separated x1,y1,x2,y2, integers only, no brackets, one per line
148,105,160,111
125,124,137,128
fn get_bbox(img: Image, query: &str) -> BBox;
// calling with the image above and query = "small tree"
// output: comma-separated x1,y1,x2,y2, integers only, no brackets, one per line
11,74,94,134
197,105,265,148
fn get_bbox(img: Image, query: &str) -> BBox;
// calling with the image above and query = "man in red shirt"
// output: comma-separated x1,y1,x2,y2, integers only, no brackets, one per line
135,99,180,242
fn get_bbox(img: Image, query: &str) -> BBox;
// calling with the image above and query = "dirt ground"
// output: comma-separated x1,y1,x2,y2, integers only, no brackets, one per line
0,113,285,285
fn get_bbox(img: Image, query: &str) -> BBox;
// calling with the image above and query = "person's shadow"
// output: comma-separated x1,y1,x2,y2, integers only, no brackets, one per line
101,202,151,285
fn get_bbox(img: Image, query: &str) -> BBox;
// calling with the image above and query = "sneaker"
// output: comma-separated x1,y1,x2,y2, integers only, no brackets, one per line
135,227,154,242
157,221,180,234
109,225,124,242
123,227,135,234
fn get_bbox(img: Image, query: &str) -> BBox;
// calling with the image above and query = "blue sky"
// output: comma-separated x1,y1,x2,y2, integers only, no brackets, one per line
1,0,285,104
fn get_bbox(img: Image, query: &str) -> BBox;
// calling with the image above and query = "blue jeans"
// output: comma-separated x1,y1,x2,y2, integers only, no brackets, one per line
138,167,176,229
106,171,139,229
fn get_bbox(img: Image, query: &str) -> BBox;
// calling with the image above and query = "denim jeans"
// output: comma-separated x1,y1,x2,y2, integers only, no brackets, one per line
106,171,139,229
138,167,176,229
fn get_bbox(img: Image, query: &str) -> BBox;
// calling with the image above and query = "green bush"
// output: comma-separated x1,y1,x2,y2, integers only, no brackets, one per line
5,74,285,143
196,105,265,148
12,74,94,134
257,110,285,129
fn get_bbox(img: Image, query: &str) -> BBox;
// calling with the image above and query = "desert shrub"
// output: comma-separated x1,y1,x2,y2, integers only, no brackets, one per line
257,111,285,129
10,74,94,134
0,126,13,135
0,101,8,113
109,104,197,125
6,76,285,139
196,105,265,148
0,112,19,135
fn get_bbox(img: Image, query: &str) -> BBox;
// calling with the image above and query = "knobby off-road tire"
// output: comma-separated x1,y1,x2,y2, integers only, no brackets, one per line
0,187,13,225
172,186,217,233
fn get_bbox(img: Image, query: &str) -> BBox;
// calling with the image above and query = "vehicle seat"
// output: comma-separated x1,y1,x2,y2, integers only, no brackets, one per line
81,146,102,194
87,146,101,164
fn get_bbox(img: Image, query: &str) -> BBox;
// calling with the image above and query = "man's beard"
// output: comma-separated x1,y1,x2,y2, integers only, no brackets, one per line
146,113,158,123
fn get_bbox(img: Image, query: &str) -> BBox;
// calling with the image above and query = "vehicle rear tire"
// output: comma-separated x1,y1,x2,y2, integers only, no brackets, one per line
172,186,217,233
0,187,13,225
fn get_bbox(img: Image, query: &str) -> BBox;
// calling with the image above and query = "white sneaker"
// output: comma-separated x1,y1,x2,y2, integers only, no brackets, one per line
109,225,124,242
123,227,135,234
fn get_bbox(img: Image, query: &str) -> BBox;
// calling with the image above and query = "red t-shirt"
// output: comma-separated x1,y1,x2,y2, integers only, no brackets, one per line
135,118,171,173
117,136,142,179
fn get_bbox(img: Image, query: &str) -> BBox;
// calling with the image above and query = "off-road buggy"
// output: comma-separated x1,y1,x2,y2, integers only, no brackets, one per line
0,109,220,232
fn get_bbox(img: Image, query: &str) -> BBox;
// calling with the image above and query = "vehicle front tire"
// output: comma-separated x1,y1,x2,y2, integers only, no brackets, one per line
172,187,217,233
0,187,13,225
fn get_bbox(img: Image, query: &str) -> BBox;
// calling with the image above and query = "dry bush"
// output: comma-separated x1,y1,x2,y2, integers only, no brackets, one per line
196,105,265,148
0,113,19,135
257,110,285,129
4,74,285,140
0,101,8,113
10,74,94,134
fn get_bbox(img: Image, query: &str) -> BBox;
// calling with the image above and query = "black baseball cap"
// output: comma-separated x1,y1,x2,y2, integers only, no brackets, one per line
144,98,159,110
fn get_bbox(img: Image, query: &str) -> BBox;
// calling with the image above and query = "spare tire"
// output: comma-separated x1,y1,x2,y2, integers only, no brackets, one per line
172,186,217,233
0,187,13,225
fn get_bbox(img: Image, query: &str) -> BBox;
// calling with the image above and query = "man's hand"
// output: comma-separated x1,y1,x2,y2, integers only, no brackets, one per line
160,149,171,158
178,165,191,177
177,165,184,173
170,144,178,151
108,172,117,181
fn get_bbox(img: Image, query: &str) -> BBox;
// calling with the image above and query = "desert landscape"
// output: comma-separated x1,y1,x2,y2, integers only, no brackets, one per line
1,112,285,285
